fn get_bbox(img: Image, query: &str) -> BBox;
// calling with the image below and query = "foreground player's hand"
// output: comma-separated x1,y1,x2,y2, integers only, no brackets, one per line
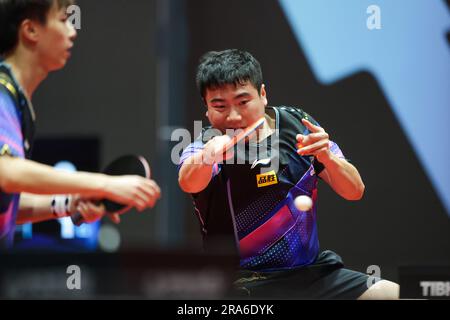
296,119,332,163
75,198,107,223
70,195,121,224
103,176,161,212
202,135,234,165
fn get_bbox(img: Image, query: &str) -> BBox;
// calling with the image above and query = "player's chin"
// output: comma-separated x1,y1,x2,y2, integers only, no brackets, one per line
49,57,69,71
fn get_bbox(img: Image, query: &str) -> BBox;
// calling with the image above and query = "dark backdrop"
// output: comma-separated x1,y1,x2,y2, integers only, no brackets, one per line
26,0,450,283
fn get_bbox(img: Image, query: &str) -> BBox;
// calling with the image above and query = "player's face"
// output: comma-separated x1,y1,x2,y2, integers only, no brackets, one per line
35,3,77,71
204,82,268,133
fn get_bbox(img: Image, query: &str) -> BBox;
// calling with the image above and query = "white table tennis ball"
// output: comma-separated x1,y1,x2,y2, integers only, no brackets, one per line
294,195,313,211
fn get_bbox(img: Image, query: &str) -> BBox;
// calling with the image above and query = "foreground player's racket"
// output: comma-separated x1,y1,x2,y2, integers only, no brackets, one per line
71,154,151,226
221,116,266,154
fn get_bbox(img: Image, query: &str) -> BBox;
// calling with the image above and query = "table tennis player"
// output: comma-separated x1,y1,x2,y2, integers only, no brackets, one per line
178,49,398,299
0,0,160,250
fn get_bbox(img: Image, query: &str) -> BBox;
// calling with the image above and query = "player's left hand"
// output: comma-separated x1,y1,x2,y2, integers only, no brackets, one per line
296,118,333,164
70,195,121,224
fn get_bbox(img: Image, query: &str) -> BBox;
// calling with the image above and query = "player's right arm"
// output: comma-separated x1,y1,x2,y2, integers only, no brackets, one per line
0,156,160,211
0,89,160,212
178,151,215,194
178,135,232,194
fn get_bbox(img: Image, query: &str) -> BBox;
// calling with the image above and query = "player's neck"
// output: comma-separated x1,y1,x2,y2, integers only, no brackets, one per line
4,49,48,100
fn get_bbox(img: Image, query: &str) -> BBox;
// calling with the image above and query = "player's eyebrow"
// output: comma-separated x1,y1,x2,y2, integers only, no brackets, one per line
209,97,226,103
233,92,251,100
209,92,251,104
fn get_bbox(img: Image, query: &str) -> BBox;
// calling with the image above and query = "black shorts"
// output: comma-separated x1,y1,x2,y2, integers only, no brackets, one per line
233,250,371,300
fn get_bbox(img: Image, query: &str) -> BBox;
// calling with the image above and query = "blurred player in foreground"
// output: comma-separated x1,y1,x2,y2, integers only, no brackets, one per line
0,0,160,250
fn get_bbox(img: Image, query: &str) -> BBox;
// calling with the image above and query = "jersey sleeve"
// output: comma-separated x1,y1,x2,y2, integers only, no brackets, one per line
329,140,346,160
178,138,220,177
0,90,24,158
0,90,23,243
179,139,205,168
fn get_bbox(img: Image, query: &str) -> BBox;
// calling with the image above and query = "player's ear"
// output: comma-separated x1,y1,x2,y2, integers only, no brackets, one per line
260,84,268,106
20,19,40,45
205,111,209,117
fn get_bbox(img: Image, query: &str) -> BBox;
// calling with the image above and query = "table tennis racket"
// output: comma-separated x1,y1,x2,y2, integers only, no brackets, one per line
71,154,151,226
221,116,266,154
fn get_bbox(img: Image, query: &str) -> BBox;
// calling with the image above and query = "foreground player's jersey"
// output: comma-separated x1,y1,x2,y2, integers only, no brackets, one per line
0,62,35,249
179,106,345,271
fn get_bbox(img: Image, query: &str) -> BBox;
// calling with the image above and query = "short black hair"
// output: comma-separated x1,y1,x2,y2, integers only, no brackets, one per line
0,0,74,56
196,49,263,100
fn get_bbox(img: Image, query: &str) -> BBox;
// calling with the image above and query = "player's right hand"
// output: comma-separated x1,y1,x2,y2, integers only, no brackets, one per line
201,135,234,165
102,175,161,212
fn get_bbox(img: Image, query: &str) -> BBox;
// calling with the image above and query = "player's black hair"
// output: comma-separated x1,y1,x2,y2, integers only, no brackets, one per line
0,0,74,56
196,49,264,100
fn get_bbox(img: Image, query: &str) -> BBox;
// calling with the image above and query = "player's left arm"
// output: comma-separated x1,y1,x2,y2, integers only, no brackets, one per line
16,193,118,225
296,119,365,201
16,193,55,224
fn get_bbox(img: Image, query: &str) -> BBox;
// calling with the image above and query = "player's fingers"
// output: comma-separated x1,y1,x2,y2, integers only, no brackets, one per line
296,134,305,150
213,144,227,163
145,186,159,208
77,201,105,223
296,132,328,148
76,201,87,215
217,135,233,158
302,118,324,133
109,213,121,224
136,188,157,209
138,180,160,204
297,140,329,156
147,179,161,198
76,201,91,221
119,184,147,211
297,141,328,155
134,201,146,212
131,192,148,211
72,194,81,204
217,134,232,145
201,147,216,165
136,185,159,210
300,145,329,157
85,201,105,216
308,147,330,158
70,194,81,213
223,147,234,161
